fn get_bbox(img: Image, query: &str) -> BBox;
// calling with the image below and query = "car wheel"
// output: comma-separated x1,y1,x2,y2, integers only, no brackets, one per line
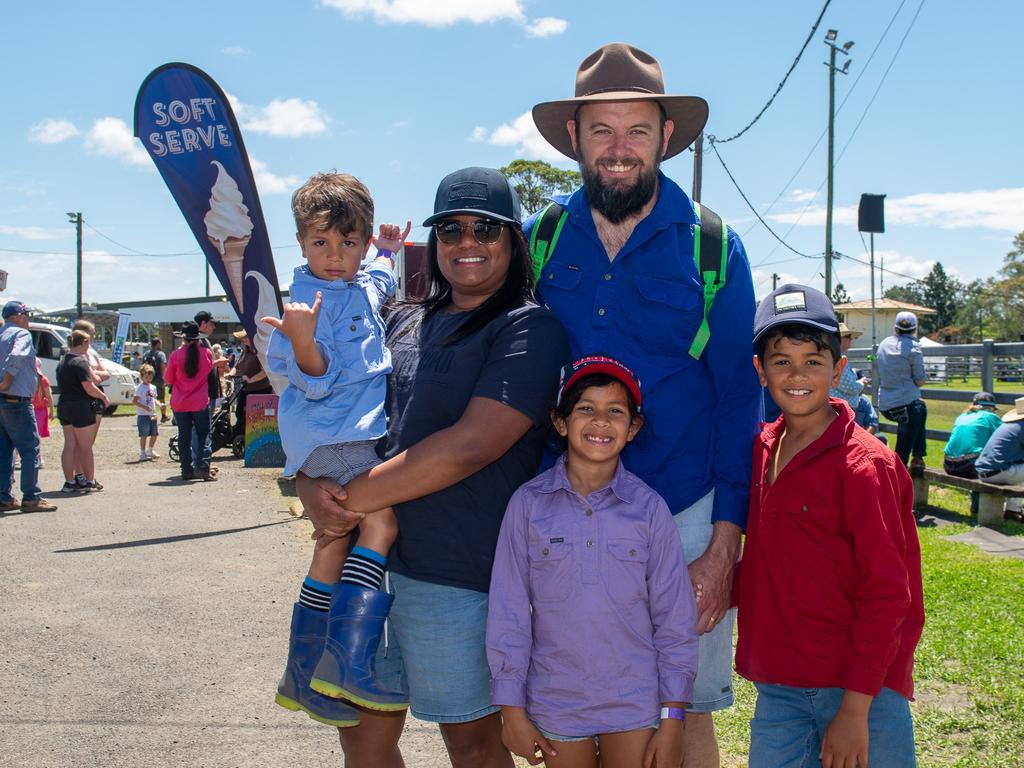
232,435,245,458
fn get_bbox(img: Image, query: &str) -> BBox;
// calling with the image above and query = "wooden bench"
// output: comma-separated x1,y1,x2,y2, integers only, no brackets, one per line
911,465,1024,526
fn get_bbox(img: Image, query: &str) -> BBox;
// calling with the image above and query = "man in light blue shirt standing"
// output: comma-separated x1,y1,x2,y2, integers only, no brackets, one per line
876,311,928,467
0,301,56,512
529,43,760,765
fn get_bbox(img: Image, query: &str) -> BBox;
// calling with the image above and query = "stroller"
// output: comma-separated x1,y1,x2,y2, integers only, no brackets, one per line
168,377,245,462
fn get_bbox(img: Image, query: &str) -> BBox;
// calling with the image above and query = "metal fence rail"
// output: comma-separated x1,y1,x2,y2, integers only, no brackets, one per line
845,339,1024,443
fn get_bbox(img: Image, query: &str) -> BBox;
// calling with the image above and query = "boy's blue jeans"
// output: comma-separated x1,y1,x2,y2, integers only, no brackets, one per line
750,683,916,767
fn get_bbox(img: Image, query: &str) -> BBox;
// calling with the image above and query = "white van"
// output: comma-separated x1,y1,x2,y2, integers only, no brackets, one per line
29,322,140,415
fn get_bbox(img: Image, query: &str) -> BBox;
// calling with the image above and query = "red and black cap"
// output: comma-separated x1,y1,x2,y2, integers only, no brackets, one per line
556,355,642,411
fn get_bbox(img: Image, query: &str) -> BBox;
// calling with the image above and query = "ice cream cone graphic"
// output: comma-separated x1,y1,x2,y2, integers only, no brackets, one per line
209,234,250,311
204,160,254,311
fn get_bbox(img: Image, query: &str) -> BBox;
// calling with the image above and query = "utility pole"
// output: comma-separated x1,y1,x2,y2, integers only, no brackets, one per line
691,132,703,204
824,30,853,297
67,211,83,318
772,273,779,290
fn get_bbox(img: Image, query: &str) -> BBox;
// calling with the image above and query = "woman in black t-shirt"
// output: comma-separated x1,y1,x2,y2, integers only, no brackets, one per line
56,330,109,493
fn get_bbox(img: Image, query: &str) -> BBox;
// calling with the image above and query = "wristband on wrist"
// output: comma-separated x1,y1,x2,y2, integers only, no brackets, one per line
376,248,394,259
660,706,686,721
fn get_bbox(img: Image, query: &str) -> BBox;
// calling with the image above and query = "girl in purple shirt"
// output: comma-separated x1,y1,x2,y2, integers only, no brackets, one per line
486,355,699,768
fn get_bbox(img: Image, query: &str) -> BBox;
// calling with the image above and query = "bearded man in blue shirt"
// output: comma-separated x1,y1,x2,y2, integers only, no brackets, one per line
529,43,760,766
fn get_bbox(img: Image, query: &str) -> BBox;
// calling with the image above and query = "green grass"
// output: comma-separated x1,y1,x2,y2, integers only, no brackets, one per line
714,487,1024,767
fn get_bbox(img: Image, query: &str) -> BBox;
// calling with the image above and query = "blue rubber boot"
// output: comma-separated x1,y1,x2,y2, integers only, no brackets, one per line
275,602,360,727
310,583,409,711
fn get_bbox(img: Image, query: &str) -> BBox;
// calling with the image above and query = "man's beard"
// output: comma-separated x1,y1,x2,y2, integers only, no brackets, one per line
580,158,660,224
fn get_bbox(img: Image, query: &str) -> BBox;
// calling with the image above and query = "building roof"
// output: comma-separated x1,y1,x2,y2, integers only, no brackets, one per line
833,298,936,314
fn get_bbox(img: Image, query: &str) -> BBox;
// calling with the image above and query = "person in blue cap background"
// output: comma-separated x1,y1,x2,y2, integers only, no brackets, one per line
0,300,57,512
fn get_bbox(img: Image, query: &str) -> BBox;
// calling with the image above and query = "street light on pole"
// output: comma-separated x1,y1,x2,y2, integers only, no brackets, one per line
824,29,853,298
66,211,83,318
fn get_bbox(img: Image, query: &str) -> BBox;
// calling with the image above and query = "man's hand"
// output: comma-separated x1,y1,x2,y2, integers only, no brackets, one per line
821,690,871,768
499,707,556,766
687,521,741,634
295,473,365,540
643,718,684,768
372,221,412,255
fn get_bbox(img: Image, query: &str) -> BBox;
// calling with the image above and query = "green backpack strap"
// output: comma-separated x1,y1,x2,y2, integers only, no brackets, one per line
529,202,570,285
689,201,728,360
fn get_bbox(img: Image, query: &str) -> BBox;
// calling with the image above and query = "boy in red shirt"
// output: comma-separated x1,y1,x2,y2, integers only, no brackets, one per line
737,284,924,767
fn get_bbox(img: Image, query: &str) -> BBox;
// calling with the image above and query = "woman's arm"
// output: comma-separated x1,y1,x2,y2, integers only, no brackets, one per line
297,396,535,534
345,396,534,512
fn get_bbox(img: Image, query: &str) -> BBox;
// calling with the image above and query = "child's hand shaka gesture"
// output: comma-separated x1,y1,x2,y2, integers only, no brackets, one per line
371,220,412,257
499,706,557,766
262,291,322,345
261,292,326,376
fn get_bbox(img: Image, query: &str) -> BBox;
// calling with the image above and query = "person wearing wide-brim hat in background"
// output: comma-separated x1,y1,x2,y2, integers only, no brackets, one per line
525,42,761,765
227,328,272,442
974,398,1024,518
876,311,928,468
943,392,1002,481
830,322,870,410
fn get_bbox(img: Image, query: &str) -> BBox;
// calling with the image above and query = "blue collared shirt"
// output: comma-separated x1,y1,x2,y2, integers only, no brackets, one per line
876,333,926,410
486,455,699,736
0,322,38,398
266,262,396,475
529,173,760,527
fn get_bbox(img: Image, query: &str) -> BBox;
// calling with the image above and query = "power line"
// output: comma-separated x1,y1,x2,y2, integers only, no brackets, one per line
739,0,911,240
710,0,834,143
707,140,821,259
836,0,927,163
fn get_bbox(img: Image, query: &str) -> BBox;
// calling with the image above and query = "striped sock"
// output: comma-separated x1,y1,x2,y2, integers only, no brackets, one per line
340,546,387,590
299,576,333,612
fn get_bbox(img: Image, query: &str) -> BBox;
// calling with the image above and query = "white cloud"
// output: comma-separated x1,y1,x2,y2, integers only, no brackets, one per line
768,188,1024,233
0,224,66,240
319,0,566,36
789,188,819,203
228,93,330,138
249,156,300,196
475,110,567,163
222,46,249,56
84,117,151,167
29,118,79,144
83,250,117,265
525,16,568,37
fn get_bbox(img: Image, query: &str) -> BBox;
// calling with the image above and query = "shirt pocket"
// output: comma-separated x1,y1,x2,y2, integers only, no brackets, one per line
632,275,703,357
528,537,575,602
538,261,583,294
604,538,649,605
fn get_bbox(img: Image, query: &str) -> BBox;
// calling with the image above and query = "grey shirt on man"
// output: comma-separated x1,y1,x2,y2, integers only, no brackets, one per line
876,333,926,411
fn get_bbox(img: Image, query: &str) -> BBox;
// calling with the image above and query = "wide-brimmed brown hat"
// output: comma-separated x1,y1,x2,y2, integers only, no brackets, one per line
532,43,708,161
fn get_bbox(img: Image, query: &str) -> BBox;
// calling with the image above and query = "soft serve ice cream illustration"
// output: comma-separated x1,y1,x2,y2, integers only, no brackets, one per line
204,160,254,310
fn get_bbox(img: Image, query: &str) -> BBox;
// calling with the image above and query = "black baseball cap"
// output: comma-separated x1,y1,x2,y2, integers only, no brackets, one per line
194,310,215,324
753,284,839,345
422,167,522,227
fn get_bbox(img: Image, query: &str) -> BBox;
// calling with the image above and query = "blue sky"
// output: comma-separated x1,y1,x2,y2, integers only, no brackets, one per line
2,0,1022,312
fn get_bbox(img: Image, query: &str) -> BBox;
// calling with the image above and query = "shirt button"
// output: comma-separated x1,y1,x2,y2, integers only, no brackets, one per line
598,308,606,316
604,273,612,281
542,547,549,556
349,324,357,331
587,539,593,548
547,273,555,280
801,504,809,512
585,508,593,516
629,548,637,556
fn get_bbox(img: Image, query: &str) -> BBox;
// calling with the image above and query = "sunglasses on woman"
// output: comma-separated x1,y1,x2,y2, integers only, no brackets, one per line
433,219,506,245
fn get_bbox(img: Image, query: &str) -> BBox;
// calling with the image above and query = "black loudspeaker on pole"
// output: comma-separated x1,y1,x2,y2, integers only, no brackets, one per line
858,194,886,233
